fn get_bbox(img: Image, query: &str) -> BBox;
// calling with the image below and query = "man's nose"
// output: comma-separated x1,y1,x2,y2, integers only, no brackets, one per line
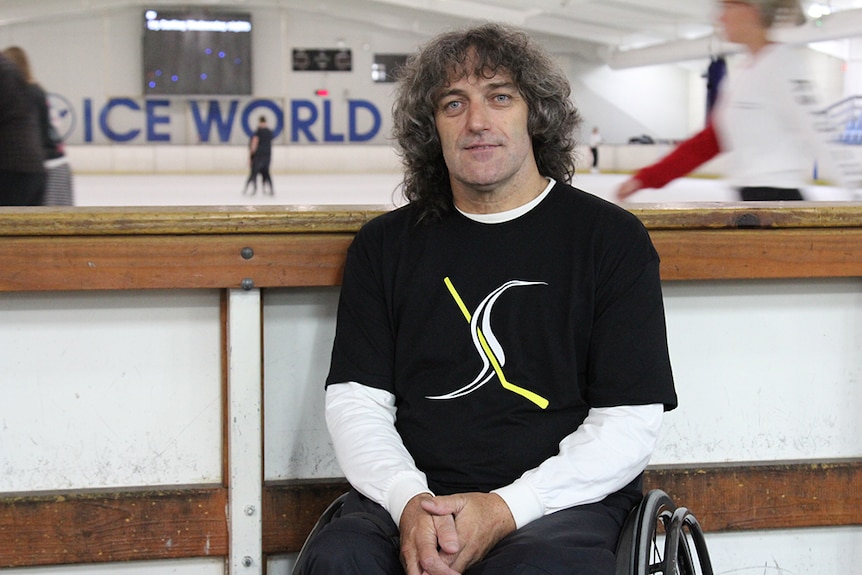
465,101,491,131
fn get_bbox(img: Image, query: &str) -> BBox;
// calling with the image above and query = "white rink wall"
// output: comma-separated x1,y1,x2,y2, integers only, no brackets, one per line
2,277,861,575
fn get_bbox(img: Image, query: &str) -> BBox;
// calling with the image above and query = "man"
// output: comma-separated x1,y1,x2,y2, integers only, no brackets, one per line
589,126,602,173
243,115,274,195
301,23,677,575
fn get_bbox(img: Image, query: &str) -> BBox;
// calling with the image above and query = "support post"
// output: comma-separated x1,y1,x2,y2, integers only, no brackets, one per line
227,288,263,575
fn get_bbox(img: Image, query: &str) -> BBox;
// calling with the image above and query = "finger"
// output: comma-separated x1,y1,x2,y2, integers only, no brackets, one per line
403,519,453,575
416,543,459,575
433,513,460,555
400,524,434,575
420,494,463,517
401,546,423,575
418,554,461,575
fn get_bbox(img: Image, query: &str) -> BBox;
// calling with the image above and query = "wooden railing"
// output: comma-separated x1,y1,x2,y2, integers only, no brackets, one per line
1,202,861,568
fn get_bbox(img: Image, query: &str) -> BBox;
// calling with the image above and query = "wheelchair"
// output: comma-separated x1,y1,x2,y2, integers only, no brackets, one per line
614,489,713,575
292,489,713,575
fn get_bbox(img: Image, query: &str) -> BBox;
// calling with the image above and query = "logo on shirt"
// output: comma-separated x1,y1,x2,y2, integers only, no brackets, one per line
426,277,549,409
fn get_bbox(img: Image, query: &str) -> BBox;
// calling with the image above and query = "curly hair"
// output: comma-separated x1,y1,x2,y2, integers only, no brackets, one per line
392,23,581,221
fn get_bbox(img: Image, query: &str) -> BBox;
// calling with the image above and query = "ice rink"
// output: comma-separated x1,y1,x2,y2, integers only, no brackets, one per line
70,171,858,208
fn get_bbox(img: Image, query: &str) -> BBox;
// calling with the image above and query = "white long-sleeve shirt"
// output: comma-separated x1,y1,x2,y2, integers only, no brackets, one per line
326,382,663,528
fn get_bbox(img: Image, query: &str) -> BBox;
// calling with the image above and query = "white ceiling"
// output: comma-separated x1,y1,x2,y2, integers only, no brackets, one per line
1,0,861,67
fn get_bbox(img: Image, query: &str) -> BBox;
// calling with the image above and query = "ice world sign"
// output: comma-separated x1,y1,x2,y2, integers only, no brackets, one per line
49,95,384,145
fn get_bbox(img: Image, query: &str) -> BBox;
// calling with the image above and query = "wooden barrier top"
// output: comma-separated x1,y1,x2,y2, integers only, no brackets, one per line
1,201,861,236
1,202,861,291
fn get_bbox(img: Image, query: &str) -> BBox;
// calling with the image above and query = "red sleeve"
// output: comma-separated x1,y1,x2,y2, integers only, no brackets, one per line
635,123,722,190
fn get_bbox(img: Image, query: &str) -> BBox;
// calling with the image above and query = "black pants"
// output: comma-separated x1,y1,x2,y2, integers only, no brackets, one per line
245,156,273,192
297,489,631,575
738,186,803,201
0,170,46,206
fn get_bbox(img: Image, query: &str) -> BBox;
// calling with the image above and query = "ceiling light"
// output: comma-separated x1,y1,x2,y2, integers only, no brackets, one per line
807,2,832,19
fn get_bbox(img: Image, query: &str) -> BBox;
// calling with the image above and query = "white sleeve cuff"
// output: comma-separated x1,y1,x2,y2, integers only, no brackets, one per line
491,480,544,529
388,476,434,527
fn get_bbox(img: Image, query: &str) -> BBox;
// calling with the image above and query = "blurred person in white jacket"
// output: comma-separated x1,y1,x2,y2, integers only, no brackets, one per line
618,0,861,202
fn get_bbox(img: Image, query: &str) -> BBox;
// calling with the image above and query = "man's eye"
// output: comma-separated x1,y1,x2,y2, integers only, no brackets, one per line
493,94,512,104
440,100,463,114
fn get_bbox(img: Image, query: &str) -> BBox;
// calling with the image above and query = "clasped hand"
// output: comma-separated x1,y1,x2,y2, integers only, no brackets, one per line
399,492,516,575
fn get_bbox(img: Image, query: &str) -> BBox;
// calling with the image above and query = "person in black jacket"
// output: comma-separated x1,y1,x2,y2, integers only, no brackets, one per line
4,46,73,205
0,51,45,206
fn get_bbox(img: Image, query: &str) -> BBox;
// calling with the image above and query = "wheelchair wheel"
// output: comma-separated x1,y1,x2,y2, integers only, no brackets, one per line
615,489,713,575
664,506,714,575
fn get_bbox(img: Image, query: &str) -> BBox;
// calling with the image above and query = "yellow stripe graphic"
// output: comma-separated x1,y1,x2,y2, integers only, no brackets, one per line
444,277,549,409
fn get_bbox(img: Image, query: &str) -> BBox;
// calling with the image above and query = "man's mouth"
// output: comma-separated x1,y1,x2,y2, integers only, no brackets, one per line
464,143,498,151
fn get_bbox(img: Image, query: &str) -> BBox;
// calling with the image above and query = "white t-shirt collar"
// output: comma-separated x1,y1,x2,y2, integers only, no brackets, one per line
456,178,556,224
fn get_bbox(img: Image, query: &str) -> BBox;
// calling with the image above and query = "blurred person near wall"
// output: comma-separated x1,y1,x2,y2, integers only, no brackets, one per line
4,46,74,206
0,51,44,206
242,115,274,196
589,126,603,173
617,0,861,202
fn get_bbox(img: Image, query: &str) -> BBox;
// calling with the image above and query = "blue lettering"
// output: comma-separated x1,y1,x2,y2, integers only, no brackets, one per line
349,100,381,142
146,100,171,142
323,101,345,143
100,98,141,142
291,100,318,143
190,100,239,143
84,98,93,143
67,96,385,145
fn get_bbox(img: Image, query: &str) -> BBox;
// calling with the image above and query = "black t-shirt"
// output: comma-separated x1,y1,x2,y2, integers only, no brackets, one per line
253,127,273,159
327,182,677,495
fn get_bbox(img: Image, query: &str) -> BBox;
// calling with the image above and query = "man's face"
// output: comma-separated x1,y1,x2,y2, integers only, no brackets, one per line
434,67,536,197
